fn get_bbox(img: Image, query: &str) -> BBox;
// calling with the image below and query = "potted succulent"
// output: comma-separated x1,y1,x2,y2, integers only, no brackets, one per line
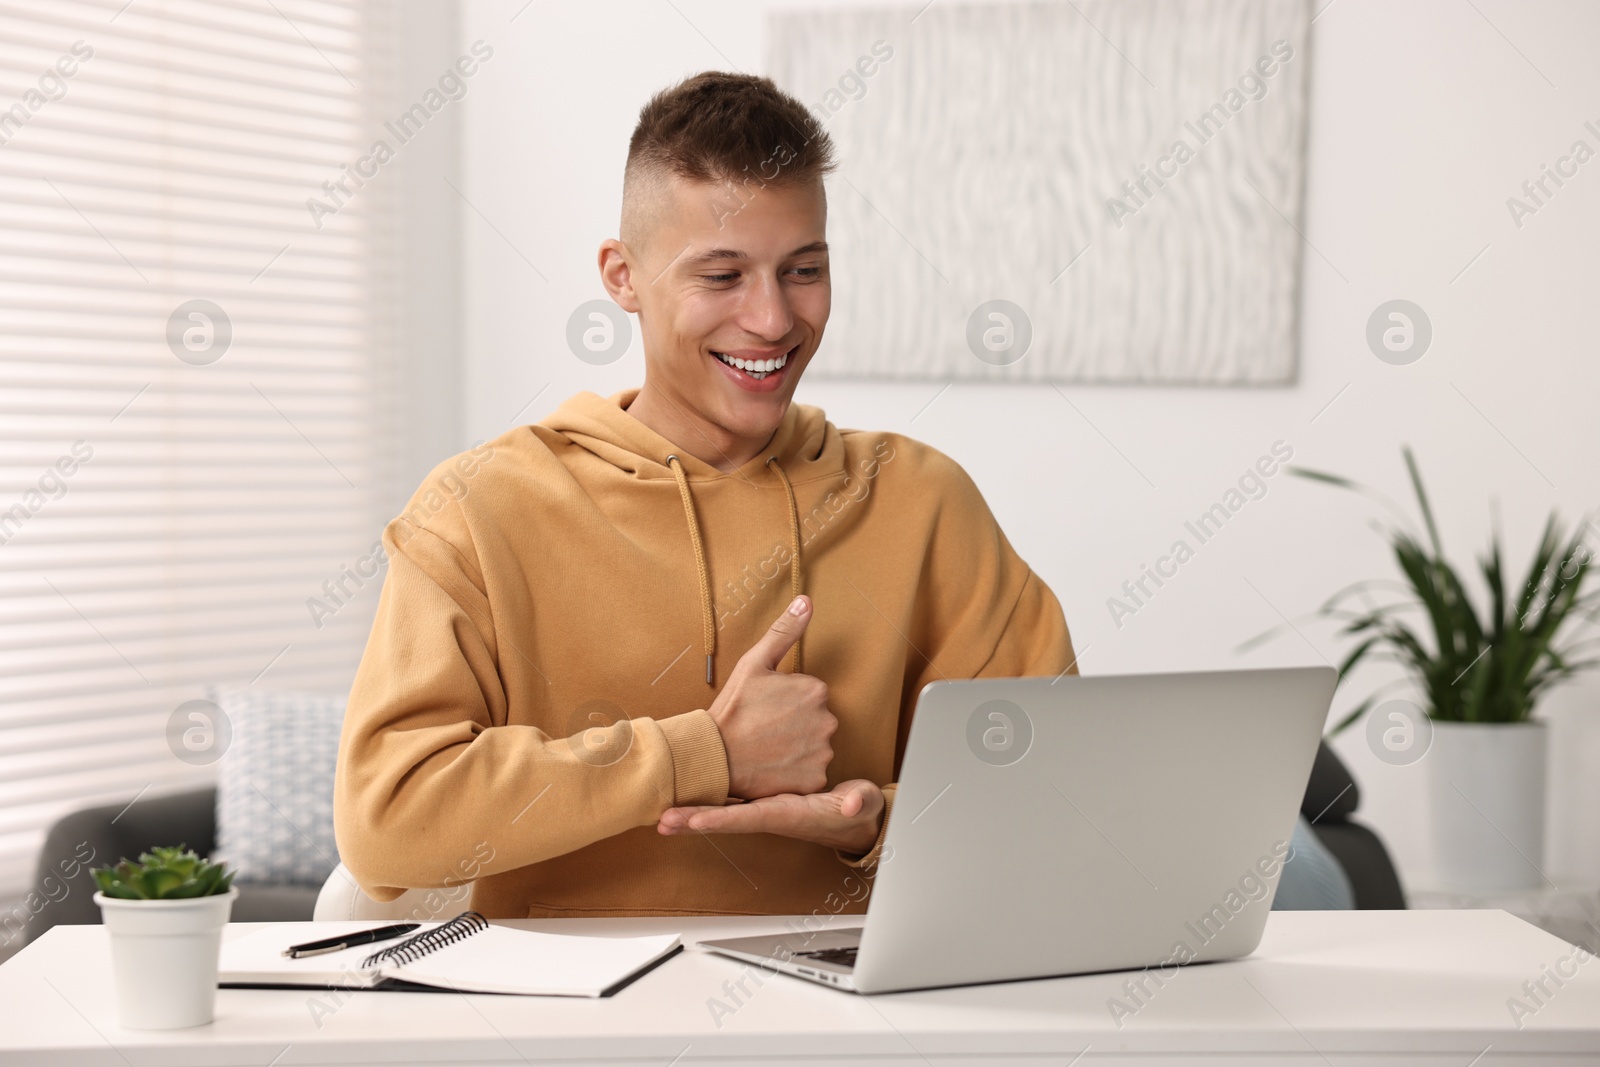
92,845,238,1029
1250,447,1598,891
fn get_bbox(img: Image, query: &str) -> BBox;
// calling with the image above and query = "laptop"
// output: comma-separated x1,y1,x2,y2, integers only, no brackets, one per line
699,666,1337,994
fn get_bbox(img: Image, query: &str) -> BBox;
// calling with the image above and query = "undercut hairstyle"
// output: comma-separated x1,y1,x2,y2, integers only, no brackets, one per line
620,71,838,257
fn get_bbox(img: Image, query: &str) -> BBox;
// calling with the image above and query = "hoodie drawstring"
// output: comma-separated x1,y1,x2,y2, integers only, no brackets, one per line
666,453,803,685
767,455,804,677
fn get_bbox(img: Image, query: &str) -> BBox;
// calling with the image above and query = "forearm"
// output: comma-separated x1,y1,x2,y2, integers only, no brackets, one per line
336,707,727,897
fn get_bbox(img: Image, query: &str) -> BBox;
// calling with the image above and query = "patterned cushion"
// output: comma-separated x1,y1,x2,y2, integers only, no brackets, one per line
1272,814,1356,910
211,685,345,886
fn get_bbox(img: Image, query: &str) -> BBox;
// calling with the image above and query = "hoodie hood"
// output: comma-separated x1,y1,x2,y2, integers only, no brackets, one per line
541,387,837,683
540,387,832,481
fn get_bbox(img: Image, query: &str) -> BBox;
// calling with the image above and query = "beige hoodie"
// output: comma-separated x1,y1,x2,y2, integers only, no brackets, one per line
334,387,1077,918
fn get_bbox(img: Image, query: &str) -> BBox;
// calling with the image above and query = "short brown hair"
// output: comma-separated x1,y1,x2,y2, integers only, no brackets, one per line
621,71,837,252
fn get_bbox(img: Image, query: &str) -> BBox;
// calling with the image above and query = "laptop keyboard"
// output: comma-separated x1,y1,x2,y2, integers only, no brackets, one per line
795,946,858,969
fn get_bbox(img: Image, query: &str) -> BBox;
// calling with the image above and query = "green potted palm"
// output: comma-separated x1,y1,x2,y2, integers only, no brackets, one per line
92,846,237,1029
1257,447,1598,892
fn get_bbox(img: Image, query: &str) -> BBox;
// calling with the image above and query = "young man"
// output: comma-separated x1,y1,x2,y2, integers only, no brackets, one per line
334,72,1078,919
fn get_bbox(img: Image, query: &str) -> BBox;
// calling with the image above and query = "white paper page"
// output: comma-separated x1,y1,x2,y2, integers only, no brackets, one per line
389,926,681,996
219,921,449,985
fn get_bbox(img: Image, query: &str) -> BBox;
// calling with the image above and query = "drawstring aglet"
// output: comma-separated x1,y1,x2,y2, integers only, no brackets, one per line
706,653,714,686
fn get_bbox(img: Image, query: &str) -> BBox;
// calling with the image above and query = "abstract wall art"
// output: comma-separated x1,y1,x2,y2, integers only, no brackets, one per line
767,0,1312,384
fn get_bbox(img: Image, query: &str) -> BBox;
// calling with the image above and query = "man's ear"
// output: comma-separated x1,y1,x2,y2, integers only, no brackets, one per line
597,238,642,313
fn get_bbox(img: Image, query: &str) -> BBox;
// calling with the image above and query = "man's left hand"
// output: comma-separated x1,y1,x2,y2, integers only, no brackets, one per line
657,779,884,855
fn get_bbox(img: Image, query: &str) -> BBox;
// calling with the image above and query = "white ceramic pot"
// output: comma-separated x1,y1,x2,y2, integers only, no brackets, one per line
94,886,237,1029
1428,720,1548,892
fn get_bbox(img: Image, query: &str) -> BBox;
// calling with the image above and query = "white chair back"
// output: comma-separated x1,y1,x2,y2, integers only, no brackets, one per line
312,862,474,921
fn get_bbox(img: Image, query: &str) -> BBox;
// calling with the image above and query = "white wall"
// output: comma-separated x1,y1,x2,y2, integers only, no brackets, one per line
455,0,1600,889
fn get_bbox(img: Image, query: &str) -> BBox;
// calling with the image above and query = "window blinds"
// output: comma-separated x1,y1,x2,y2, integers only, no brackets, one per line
0,0,407,895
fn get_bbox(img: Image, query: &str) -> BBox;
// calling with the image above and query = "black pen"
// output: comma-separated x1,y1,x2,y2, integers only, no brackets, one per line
283,923,420,959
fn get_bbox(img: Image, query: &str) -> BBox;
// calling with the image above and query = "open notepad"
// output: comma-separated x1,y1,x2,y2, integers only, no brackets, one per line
218,912,682,997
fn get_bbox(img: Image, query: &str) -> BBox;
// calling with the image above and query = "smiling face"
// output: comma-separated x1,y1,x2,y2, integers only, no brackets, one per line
603,174,830,452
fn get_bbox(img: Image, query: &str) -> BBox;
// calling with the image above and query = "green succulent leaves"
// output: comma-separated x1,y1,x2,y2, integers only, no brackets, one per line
91,844,236,900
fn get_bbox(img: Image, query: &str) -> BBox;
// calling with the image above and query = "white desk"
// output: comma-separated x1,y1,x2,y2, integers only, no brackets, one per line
2,910,1598,1065
1408,882,1600,954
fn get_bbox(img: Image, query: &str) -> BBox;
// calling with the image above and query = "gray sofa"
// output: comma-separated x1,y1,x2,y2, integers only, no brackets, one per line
1299,741,1406,909
18,786,318,947
19,741,1405,946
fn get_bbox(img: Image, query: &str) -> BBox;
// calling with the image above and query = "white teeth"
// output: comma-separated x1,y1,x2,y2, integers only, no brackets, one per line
714,350,791,376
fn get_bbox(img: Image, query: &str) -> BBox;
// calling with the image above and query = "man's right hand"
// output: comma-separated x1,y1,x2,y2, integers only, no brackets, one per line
708,594,837,799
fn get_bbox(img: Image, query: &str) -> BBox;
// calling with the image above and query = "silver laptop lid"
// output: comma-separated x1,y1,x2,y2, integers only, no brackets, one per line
851,666,1336,993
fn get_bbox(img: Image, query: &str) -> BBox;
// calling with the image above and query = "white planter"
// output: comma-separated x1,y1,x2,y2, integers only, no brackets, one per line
94,887,237,1029
1428,721,1548,892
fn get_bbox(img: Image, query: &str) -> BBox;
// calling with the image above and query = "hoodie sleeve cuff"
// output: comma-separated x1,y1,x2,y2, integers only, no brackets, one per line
658,709,729,807
836,782,896,869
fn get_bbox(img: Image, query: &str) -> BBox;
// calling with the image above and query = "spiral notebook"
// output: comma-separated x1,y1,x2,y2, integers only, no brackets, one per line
217,912,682,997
